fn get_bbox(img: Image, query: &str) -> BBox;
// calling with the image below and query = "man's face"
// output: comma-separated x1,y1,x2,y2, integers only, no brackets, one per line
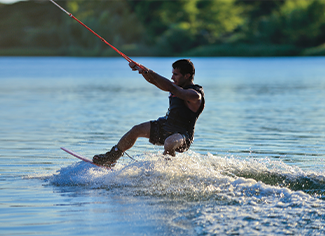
171,68,188,87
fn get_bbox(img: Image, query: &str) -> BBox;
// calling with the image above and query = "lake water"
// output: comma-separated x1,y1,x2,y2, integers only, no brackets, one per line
1,56,325,235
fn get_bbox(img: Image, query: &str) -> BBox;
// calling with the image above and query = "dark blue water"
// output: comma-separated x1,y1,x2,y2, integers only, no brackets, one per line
1,56,325,235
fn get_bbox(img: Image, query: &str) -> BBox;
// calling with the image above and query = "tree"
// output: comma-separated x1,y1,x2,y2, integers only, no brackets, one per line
251,0,325,47
129,0,245,55
279,0,325,47
63,0,145,55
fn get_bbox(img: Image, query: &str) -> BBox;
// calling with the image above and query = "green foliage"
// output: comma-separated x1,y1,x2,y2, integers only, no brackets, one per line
128,0,245,55
1,0,325,56
246,0,325,47
279,0,325,46
195,0,244,43
184,43,300,57
0,1,65,49
302,43,325,56
62,0,145,54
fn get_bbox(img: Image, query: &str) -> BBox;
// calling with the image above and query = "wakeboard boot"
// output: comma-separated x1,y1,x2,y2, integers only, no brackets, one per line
93,145,124,167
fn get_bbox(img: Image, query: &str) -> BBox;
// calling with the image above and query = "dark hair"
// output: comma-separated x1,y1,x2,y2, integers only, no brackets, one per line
172,59,195,80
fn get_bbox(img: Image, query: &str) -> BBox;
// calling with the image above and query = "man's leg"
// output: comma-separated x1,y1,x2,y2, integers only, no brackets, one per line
93,121,150,165
117,121,151,152
163,133,185,156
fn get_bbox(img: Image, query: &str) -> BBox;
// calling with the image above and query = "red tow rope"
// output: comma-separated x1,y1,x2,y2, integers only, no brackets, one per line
50,0,145,70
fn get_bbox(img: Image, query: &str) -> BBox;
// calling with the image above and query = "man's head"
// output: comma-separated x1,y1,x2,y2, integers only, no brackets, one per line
172,59,195,81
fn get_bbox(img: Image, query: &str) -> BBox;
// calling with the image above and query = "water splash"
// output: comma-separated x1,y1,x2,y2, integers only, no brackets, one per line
34,151,325,201
28,151,325,235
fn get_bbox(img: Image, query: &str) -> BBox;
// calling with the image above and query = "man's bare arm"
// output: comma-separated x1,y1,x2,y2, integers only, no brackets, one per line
129,62,201,105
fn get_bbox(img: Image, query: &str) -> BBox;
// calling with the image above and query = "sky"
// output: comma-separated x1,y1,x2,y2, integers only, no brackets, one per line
0,0,25,4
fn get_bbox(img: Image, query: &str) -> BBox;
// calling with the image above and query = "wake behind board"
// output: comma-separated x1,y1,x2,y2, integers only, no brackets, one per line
61,147,111,170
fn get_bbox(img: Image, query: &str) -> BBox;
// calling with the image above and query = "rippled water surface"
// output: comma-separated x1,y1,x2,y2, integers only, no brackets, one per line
1,57,325,235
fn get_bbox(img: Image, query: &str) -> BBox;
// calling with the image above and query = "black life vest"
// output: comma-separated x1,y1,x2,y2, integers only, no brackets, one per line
163,84,205,140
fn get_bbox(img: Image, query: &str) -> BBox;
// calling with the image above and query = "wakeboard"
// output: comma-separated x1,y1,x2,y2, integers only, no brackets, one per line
61,147,111,170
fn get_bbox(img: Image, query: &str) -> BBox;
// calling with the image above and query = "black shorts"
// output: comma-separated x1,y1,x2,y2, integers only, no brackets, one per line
149,118,191,153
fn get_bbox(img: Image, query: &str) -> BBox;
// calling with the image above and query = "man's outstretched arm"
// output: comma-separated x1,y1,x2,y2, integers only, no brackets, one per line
129,62,173,91
129,62,201,104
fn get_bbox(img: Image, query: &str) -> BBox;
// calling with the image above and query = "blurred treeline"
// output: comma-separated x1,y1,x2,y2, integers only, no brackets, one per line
1,0,325,57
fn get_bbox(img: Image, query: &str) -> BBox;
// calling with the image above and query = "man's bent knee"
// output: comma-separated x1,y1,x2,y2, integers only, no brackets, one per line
164,133,185,156
130,122,150,138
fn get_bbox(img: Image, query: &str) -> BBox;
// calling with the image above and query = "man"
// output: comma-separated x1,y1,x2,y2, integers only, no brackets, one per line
93,59,205,166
